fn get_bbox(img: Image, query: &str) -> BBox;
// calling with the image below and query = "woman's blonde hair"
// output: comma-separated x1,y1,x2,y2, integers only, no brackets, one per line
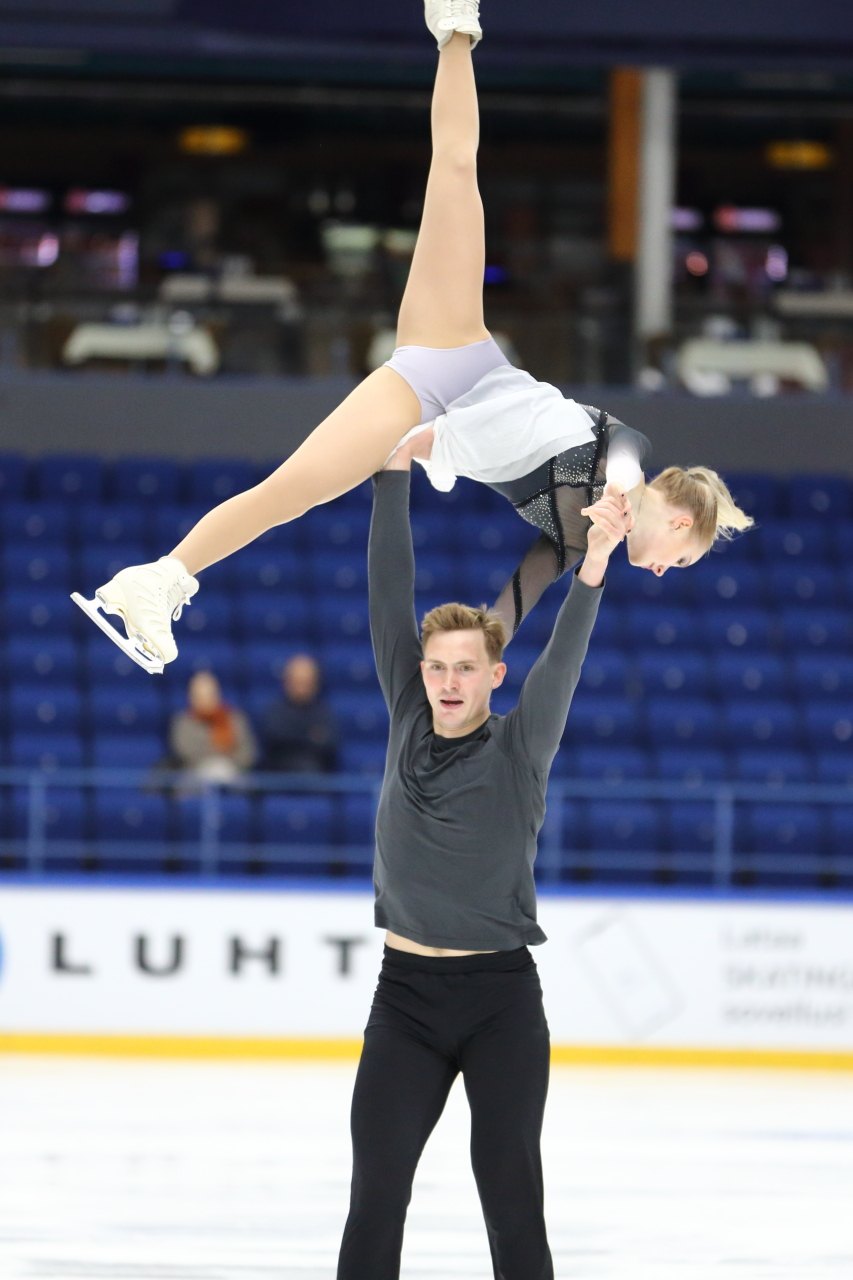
421,602,507,664
650,466,754,549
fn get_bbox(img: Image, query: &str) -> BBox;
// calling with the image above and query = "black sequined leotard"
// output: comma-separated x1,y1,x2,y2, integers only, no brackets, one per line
488,408,651,638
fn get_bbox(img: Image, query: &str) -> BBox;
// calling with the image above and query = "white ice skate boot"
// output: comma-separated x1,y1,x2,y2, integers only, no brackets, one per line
424,0,482,49
71,555,199,674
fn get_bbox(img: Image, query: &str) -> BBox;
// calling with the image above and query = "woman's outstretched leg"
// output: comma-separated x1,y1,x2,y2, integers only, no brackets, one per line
395,24,488,349
74,3,486,669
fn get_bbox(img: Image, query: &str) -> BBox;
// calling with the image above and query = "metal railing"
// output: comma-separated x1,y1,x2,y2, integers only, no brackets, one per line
0,767,851,889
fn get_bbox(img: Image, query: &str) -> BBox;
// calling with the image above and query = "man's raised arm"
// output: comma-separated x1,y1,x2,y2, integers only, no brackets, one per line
507,485,632,772
368,459,423,713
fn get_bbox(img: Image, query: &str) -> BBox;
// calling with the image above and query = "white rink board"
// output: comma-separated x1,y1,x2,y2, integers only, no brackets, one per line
1,885,852,1052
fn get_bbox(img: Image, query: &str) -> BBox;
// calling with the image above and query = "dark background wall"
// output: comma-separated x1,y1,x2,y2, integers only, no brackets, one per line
3,372,850,476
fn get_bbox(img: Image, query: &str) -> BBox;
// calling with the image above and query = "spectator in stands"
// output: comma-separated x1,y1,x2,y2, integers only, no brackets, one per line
260,653,339,774
169,669,257,786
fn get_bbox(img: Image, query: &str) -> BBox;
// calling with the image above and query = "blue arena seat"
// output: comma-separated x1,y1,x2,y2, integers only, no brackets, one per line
74,503,149,548
827,808,853,860
242,640,309,687
712,652,788,699
237,547,310,594
310,549,369,596
408,510,456,552
644,697,722,747
500,643,541,692
151,503,208,548
668,801,717,855
572,745,651,782
689,561,765,607
328,691,387,738
814,753,853,785
576,648,631,696
10,685,83,734
92,789,171,846
2,500,71,545
172,791,256,847
780,607,851,651
653,747,729,785
801,702,853,754
319,641,378,690
830,521,853,564
179,591,236,639
769,563,838,608
701,607,774,651
36,455,104,501
78,544,150,590
4,545,73,591
637,650,711,698
734,749,811,785
338,793,377,851
788,475,852,520
584,799,663,854
111,457,183,504
89,686,167,736
745,803,824,857
10,731,85,769
89,733,165,770
626,605,696,649
315,595,370,643
757,520,830,563
791,654,853,698
81,639,145,687
172,637,244,688
722,699,800,749
565,694,641,745
237,590,311,643
258,794,335,848
0,453,28,500
6,635,79,682
186,458,256,504
338,739,388,775
11,786,88,842
725,473,783,522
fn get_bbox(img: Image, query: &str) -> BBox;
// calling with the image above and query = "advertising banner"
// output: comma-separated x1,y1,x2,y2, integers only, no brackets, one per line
1,886,852,1061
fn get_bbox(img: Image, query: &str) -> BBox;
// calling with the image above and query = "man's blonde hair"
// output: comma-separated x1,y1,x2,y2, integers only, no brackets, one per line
650,466,754,549
421,602,508,665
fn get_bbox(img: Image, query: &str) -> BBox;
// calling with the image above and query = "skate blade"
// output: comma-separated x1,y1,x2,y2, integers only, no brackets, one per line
70,592,165,675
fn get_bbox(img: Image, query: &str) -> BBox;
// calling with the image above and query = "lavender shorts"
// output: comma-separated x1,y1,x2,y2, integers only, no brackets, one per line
385,336,510,426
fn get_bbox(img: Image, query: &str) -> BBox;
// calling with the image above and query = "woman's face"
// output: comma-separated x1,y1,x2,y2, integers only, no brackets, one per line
625,496,705,576
188,672,222,713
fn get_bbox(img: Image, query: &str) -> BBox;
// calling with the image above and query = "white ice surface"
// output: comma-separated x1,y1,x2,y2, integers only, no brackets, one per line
0,1056,851,1278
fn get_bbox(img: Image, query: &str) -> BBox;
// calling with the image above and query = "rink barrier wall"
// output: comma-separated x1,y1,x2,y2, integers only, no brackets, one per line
2,886,853,1067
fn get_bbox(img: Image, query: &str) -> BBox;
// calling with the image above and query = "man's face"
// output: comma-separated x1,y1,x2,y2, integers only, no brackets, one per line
420,630,506,739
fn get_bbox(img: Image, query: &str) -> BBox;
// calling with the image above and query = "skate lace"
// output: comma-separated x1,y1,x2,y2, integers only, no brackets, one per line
165,579,192,623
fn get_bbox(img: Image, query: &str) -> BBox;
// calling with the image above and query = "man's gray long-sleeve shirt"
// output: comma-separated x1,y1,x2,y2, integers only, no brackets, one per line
369,471,603,951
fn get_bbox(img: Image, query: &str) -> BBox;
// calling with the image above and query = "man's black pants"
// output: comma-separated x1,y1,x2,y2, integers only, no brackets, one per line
336,944,554,1280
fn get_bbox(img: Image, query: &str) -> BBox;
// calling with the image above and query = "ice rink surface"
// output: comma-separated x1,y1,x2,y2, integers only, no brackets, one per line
1,1054,852,1279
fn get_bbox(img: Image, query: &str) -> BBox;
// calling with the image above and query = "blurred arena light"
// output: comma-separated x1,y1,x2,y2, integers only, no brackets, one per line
766,140,833,170
0,187,51,214
179,126,250,156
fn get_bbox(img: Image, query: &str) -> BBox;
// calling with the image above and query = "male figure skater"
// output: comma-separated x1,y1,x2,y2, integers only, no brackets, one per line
336,432,631,1278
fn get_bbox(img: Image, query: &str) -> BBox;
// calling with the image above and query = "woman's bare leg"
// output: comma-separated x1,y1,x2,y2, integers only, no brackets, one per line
395,32,488,348
170,35,485,576
169,367,420,574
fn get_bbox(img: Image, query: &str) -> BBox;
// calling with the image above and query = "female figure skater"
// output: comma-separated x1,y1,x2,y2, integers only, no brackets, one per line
72,0,752,672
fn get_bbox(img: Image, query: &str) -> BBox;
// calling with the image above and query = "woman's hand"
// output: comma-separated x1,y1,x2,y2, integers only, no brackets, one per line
581,483,634,551
383,425,435,471
578,484,633,586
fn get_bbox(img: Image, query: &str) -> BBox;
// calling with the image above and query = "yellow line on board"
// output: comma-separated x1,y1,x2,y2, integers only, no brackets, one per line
1,1033,853,1071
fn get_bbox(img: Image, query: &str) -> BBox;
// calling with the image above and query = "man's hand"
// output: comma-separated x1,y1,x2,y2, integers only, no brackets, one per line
383,425,435,471
578,483,633,586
